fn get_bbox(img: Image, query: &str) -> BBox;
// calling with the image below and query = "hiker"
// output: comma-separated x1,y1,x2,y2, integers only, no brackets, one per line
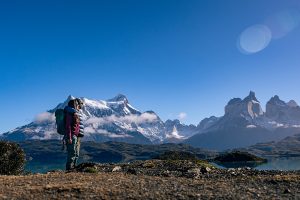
64,98,84,170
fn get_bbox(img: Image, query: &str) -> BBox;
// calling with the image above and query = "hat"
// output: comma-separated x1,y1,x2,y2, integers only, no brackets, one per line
75,98,84,106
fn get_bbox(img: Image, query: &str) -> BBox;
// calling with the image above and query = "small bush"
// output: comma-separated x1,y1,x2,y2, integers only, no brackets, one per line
83,167,98,173
154,151,199,161
214,151,267,163
0,141,26,175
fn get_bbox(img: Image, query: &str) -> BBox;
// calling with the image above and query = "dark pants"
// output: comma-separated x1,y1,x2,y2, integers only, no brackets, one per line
66,135,80,170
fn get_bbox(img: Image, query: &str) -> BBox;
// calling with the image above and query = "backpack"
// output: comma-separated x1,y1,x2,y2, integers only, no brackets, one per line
55,109,66,135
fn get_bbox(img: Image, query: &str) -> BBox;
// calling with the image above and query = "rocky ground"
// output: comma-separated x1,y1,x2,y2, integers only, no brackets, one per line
1,160,300,199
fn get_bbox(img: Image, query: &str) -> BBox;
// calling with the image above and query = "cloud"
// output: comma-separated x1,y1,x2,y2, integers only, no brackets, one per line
86,117,106,125
34,112,55,123
31,130,57,140
85,113,158,126
166,126,185,139
42,130,57,139
81,126,134,138
94,129,133,138
178,112,187,120
84,126,96,134
106,133,132,138
166,131,185,139
122,113,158,124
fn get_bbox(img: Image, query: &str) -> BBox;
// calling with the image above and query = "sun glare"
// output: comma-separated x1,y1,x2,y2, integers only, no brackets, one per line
237,24,272,54
265,9,300,39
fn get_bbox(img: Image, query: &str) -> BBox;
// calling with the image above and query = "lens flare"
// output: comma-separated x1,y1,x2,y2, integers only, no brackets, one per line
237,24,272,54
265,9,300,39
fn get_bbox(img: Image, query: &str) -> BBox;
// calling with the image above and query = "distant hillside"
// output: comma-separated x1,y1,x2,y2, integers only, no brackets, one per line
18,140,218,172
240,134,300,157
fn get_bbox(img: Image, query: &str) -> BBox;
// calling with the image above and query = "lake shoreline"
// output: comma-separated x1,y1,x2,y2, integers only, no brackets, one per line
25,155,300,173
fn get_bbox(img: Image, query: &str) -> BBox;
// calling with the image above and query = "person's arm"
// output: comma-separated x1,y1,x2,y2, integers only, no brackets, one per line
72,114,80,135
65,113,72,144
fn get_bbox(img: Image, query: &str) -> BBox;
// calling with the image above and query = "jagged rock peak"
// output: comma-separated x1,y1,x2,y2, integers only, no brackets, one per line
288,100,299,107
227,98,242,105
267,95,286,106
145,110,156,114
165,119,181,124
243,91,259,102
107,94,128,103
197,116,219,130
224,91,263,118
50,95,77,112
273,95,280,100
266,96,300,123
67,95,76,101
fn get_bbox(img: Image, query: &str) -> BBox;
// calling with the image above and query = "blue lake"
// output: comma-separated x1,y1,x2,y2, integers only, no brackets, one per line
213,157,300,171
255,157,300,171
25,157,300,174
25,162,65,174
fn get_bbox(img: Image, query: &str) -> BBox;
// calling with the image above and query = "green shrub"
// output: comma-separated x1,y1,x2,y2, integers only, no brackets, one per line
214,151,267,163
0,141,26,175
83,167,98,173
154,151,199,161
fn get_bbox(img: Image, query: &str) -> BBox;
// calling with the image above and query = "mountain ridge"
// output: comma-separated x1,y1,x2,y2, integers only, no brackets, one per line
1,94,196,143
2,92,300,150
185,91,300,150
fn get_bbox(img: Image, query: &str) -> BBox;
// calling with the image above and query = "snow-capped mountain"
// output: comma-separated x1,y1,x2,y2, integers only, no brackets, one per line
185,91,300,150
165,119,197,138
1,94,195,143
3,92,300,149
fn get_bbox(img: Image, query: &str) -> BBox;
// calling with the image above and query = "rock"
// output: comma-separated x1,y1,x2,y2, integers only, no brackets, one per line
200,167,211,173
162,170,171,177
187,168,201,178
47,170,64,174
76,162,99,172
142,161,155,168
231,171,237,176
284,189,291,194
269,180,278,185
266,95,300,124
126,168,137,175
112,166,122,172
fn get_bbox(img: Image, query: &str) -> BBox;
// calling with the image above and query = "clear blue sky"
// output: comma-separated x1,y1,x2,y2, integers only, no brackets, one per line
1,0,300,133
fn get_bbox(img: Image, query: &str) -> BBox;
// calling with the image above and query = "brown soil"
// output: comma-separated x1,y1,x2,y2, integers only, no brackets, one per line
0,171,300,199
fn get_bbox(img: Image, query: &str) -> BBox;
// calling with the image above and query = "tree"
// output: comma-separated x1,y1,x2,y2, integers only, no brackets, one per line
0,141,26,175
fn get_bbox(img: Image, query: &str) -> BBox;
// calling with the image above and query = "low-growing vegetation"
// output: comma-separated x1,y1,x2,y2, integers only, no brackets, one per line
214,151,267,163
153,151,199,161
0,141,26,175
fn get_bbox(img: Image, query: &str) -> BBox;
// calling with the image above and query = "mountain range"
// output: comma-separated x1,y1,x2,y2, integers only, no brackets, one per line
1,94,198,143
185,91,300,150
1,92,300,150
